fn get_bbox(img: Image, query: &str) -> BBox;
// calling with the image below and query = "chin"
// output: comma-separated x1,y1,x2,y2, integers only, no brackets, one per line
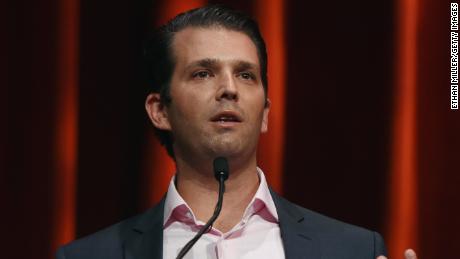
207,139,243,157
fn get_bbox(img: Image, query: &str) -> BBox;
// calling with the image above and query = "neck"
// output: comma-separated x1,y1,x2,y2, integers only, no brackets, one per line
174,155,260,233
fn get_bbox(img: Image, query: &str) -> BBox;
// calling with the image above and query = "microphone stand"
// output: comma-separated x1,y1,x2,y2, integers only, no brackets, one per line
175,157,228,259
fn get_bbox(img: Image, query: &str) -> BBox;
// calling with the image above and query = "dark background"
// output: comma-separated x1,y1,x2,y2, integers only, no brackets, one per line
3,0,459,258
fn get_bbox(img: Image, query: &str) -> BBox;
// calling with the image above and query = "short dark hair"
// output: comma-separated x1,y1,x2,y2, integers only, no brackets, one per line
143,5,268,158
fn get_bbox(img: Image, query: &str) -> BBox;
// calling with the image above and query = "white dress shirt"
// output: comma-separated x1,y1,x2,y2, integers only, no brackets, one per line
162,167,286,259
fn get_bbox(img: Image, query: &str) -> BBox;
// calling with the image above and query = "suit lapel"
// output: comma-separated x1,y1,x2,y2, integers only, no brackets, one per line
124,196,165,259
270,189,321,259
123,188,321,259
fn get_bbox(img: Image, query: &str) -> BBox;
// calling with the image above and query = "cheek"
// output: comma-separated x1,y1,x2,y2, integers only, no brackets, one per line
246,92,267,117
169,94,205,129
244,106,267,134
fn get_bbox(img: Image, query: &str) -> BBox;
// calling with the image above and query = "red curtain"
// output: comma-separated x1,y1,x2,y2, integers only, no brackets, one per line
51,0,80,252
415,0,460,257
387,1,460,258
386,0,419,256
255,0,286,193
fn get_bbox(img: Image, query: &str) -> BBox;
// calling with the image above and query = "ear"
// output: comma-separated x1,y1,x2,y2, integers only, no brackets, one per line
145,93,171,130
261,98,271,133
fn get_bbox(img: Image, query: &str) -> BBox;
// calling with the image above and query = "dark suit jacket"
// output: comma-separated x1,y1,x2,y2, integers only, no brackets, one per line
57,190,387,259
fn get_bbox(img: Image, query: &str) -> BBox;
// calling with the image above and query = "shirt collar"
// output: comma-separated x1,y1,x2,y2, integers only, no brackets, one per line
163,167,279,227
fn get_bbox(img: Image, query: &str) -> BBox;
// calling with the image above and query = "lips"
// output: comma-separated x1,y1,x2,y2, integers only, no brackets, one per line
210,111,243,123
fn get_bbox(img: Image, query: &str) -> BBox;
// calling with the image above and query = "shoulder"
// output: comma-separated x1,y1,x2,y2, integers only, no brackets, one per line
56,199,165,259
56,214,141,259
272,192,387,257
292,200,372,235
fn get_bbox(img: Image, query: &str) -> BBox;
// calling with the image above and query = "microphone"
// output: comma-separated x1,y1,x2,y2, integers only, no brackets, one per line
176,157,229,259
213,156,229,182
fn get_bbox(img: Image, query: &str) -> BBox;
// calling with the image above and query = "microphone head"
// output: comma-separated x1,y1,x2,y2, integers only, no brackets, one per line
213,157,229,181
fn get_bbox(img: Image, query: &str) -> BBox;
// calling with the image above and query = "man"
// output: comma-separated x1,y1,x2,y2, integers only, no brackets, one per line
57,5,416,259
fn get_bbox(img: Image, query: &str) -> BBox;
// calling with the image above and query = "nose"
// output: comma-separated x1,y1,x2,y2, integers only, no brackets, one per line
216,72,238,102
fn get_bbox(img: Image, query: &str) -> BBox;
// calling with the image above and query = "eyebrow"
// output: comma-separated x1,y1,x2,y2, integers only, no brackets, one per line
234,60,258,71
185,58,259,71
185,58,219,70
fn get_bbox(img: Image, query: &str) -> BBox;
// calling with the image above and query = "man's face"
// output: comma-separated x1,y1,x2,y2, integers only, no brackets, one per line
148,27,269,161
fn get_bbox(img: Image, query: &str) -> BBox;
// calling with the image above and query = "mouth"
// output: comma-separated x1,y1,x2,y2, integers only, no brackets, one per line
210,111,243,127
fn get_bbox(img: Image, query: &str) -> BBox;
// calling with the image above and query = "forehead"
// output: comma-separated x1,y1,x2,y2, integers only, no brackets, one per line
171,27,260,68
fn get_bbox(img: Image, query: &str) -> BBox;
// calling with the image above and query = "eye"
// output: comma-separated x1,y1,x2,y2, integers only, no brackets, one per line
239,72,256,81
192,70,213,79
